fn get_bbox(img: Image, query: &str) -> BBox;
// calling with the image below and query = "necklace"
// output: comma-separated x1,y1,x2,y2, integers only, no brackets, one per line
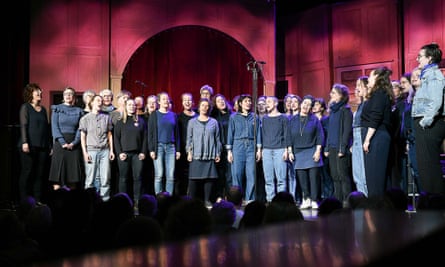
299,116,308,136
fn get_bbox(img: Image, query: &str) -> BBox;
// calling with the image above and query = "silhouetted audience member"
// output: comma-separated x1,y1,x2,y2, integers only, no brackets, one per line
45,188,93,258
384,187,408,211
317,197,343,216
271,191,296,205
89,192,135,251
114,216,163,249
239,200,266,230
355,195,395,210
345,191,368,209
210,200,236,234
16,196,37,222
23,204,53,256
138,194,158,218
225,185,244,229
163,198,212,242
263,201,304,225
417,192,445,210
0,210,44,267
154,192,182,227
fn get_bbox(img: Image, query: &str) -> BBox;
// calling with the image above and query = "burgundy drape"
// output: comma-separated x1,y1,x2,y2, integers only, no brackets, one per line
122,25,264,113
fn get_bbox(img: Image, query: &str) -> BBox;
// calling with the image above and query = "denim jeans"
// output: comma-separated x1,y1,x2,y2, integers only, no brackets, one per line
262,148,287,201
231,139,256,201
153,143,176,195
352,127,367,196
288,160,304,203
118,152,144,202
84,149,111,201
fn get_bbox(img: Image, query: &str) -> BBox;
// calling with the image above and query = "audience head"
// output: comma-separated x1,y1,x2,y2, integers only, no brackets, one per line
318,197,343,216
346,191,368,209
239,200,266,229
163,198,212,242
263,201,304,225
114,216,163,248
225,185,243,207
384,187,408,211
138,194,158,218
210,200,236,234
417,192,445,210
272,191,296,205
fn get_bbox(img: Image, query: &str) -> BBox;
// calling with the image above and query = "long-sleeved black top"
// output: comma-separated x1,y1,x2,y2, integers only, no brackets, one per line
114,115,148,155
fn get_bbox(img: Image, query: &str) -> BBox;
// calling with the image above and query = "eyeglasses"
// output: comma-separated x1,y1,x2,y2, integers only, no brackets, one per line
63,92,74,96
417,54,426,60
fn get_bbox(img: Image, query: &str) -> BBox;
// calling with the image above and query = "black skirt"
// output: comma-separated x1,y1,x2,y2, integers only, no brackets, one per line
48,133,83,185
188,160,218,180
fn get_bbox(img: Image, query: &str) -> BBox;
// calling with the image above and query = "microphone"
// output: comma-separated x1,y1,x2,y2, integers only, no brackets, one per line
247,61,254,70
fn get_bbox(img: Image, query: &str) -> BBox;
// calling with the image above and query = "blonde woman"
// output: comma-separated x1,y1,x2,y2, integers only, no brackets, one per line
114,98,147,205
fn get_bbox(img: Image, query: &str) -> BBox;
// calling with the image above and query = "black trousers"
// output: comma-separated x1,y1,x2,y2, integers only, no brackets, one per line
414,117,445,194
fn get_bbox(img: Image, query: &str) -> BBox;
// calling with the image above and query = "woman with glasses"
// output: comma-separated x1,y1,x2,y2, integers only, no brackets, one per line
49,87,85,191
412,43,445,194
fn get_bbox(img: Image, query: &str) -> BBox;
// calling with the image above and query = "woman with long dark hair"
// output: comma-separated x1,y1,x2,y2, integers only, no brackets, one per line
362,66,394,197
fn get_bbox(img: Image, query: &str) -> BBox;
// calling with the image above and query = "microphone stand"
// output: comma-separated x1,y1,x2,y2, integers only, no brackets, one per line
247,61,260,201
406,152,417,213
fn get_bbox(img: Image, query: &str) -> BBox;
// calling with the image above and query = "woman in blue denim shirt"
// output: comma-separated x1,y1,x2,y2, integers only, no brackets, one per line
412,43,445,194
226,94,262,202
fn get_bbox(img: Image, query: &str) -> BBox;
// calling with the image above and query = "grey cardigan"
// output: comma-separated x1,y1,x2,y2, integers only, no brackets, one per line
186,117,222,160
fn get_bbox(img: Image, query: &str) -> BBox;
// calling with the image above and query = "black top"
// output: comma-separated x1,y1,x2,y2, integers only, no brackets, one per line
361,89,392,132
113,115,148,155
177,111,198,153
19,103,51,149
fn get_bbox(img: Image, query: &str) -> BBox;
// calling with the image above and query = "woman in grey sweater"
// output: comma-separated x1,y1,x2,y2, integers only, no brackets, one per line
186,98,222,207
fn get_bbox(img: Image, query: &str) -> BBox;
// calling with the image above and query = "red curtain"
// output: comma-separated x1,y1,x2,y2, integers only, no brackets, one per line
122,25,264,113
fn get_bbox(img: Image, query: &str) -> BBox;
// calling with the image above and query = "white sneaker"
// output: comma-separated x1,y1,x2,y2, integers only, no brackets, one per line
311,201,319,209
300,198,311,209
